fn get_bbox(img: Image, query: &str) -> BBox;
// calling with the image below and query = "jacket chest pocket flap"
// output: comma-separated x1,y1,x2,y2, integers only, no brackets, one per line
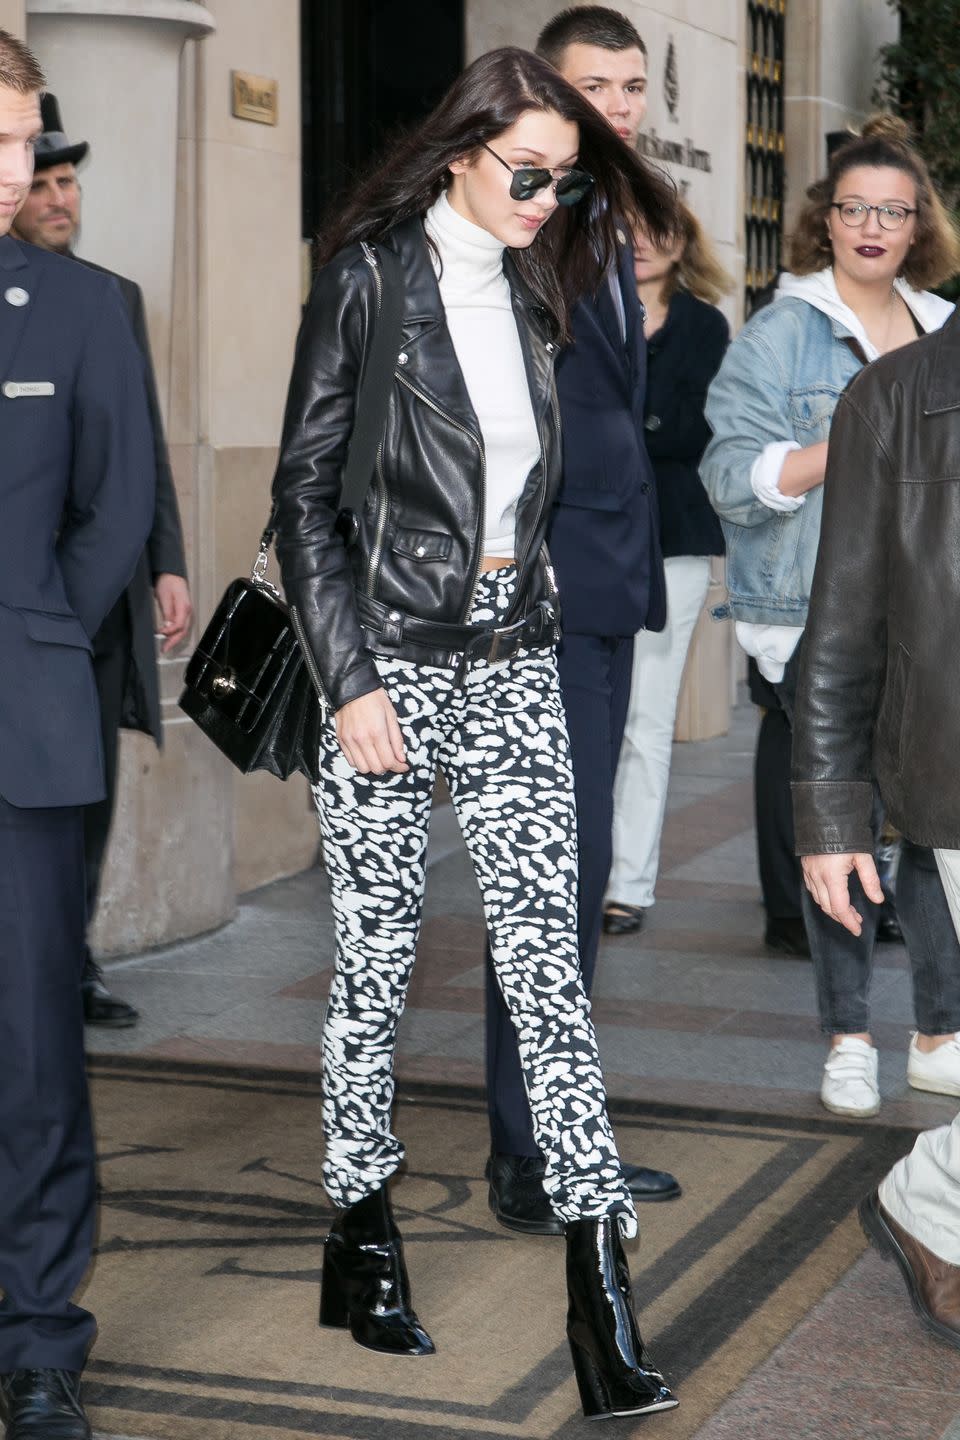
19,609,93,651
790,387,843,438
391,528,452,562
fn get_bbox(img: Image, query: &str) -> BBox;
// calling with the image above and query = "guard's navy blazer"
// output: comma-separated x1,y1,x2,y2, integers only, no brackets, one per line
548,235,666,637
0,235,155,808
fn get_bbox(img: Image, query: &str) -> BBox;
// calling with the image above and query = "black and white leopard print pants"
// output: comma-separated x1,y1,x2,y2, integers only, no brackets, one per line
312,567,637,1235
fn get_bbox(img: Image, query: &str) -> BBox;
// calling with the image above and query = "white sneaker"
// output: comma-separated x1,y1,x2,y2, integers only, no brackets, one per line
820,1037,880,1117
907,1032,960,1097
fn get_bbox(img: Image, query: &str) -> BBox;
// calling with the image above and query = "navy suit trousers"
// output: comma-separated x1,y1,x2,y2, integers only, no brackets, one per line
484,632,634,1155
0,798,96,1370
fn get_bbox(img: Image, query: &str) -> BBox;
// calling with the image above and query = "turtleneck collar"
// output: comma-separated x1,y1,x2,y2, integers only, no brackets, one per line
423,190,507,300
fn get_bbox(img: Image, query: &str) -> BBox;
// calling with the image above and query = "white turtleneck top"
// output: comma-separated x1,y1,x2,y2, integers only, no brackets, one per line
423,192,541,558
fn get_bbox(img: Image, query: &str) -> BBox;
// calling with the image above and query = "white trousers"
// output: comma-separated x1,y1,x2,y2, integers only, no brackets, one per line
879,847,960,1262
607,555,711,908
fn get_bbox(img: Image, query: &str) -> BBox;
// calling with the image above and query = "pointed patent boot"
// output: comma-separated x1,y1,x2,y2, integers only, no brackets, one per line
565,1216,678,1419
319,1183,436,1356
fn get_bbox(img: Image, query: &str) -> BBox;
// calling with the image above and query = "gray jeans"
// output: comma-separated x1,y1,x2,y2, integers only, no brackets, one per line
779,645,960,1036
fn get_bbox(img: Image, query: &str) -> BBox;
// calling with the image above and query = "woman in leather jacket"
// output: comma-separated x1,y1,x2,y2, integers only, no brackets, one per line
272,47,680,1419
702,117,960,1123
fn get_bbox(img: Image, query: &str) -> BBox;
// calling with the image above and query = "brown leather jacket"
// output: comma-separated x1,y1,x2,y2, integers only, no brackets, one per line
792,309,960,853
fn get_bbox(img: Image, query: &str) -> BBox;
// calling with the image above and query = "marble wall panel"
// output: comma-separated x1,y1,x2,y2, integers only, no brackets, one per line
234,771,318,897
783,0,899,233
197,0,299,156
0,1,25,35
199,144,301,448
90,716,235,958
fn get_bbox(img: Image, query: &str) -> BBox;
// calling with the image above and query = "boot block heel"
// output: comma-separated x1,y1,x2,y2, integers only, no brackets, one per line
319,1242,350,1329
569,1337,610,1419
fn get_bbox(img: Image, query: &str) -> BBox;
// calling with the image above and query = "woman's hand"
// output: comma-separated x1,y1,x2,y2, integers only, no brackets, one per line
335,688,409,775
778,440,829,498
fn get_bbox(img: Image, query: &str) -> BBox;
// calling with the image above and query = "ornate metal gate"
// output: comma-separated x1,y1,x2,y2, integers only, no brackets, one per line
745,0,786,314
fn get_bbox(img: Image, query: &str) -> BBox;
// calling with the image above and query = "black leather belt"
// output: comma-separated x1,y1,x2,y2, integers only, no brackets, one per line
357,595,559,683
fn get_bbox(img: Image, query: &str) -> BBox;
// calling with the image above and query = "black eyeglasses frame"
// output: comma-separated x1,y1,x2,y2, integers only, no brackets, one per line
829,201,918,231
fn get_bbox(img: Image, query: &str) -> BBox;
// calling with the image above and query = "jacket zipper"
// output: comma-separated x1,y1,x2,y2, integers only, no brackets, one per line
395,369,486,623
365,442,389,593
290,604,332,720
360,244,391,598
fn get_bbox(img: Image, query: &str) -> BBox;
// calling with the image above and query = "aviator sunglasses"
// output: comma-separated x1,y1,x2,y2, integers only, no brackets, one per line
482,144,595,207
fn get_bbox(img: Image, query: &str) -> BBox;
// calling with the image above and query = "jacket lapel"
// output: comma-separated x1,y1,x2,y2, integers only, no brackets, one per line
0,237,39,388
383,218,480,439
597,268,628,360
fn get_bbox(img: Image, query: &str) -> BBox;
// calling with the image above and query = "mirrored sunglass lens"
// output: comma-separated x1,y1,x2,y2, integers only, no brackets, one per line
509,168,551,200
555,171,594,206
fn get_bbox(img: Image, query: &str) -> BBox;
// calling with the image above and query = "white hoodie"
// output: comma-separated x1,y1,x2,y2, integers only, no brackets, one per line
737,268,954,683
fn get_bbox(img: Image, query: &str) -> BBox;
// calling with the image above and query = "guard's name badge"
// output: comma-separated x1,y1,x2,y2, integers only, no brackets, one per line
2,381,55,398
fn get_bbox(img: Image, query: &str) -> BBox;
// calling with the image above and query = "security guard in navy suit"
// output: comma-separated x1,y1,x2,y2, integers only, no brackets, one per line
485,5,682,1232
0,33,154,1439
12,93,192,1029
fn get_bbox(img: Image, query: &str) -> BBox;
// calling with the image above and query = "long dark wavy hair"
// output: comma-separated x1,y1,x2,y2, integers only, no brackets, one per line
317,47,678,342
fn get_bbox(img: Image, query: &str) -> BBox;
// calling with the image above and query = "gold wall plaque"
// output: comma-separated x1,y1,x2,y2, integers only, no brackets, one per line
232,71,278,126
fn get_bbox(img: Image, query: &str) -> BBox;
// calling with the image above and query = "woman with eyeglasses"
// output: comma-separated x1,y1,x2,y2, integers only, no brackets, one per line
702,114,960,1121
272,46,680,1420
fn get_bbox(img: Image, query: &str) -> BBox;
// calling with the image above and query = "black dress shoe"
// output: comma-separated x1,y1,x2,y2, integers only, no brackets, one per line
485,1153,564,1236
602,902,647,936
319,1182,435,1356
623,1163,681,1202
81,956,139,1028
763,916,811,958
565,1216,679,1419
0,1369,91,1438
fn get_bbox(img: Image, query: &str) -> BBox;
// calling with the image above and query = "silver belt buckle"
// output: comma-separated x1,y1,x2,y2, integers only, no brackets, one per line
488,622,523,664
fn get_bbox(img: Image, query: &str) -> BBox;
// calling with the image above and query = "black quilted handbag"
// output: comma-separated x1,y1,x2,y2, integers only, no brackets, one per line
179,243,404,782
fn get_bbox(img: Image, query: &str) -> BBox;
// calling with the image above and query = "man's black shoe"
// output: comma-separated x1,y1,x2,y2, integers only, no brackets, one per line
763,916,811,958
485,1153,564,1236
623,1164,682,1202
0,1369,91,1438
81,955,138,1028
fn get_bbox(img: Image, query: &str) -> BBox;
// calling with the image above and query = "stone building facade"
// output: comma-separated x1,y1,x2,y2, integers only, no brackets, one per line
1,0,898,954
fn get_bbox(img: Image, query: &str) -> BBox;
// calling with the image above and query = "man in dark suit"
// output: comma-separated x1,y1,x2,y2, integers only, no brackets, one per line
484,5,680,1232
0,32,155,1438
12,95,192,1027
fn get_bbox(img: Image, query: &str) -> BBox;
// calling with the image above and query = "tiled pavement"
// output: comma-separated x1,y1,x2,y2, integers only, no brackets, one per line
88,696,960,1438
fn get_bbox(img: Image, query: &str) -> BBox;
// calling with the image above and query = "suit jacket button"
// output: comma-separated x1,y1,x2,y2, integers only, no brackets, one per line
640,482,651,493
645,414,661,431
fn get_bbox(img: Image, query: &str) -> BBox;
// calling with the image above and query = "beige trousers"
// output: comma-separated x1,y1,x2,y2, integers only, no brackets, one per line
878,848,960,1263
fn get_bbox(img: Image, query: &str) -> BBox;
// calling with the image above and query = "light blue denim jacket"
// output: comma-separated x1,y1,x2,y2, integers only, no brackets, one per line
699,296,861,626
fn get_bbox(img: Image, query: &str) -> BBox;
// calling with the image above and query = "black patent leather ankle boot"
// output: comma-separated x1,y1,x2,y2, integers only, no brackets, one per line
320,1183,436,1356
565,1216,678,1419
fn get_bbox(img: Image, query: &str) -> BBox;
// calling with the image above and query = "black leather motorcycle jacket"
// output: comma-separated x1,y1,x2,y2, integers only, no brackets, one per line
271,214,563,713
